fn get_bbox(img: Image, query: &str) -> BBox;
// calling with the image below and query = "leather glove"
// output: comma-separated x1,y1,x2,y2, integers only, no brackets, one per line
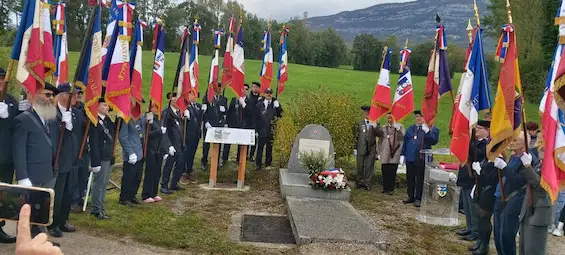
274,100,280,108
91,166,101,173
0,102,9,119
161,127,167,134
184,109,190,118
62,111,73,131
472,162,481,175
521,153,533,166
18,99,30,111
146,112,154,124
128,153,137,164
18,178,33,187
353,149,357,156
168,146,176,156
205,122,212,129
220,106,226,112
394,123,402,131
163,154,169,161
239,97,247,108
422,124,430,133
494,157,507,170
202,104,207,112
399,156,405,165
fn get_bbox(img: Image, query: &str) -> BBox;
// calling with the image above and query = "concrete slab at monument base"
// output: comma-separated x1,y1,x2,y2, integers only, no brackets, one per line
286,196,384,246
280,169,351,201
198,183,250,192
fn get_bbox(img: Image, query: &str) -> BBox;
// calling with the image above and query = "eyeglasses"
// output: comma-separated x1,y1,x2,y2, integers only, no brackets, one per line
39,92,55,98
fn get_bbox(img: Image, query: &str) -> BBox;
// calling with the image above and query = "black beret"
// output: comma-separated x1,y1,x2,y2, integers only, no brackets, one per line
477,120,491,128
57,83,72,93
0,67,5,76
252,81,261,86
265,88,273,94
166,92,177,99
44,83,61,95
361,106,370,111
414,110,423,116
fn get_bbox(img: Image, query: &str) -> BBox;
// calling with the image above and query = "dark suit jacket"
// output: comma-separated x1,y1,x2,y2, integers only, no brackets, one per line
163,107,183,152
55,107,84,174
184,103,202,144
457,138,488,189
89,115,116,167
254,98,283,139
477,162,499,212
354,120,382,156
13,110,59,185
244,93,260,129
203,95,228,127
226,97,244,128
0,94,21,164
519,150,552,227
147,116,164,154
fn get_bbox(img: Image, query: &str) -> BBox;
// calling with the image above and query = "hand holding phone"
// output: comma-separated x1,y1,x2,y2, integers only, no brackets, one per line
0,183,54,226
16,204,63,255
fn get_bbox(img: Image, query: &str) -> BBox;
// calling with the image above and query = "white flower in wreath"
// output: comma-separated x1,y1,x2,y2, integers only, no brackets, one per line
335,174,344,184
318,175,323,180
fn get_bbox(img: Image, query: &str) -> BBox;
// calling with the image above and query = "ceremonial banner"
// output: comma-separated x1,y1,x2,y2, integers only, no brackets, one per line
104,0,134,122
53,2,68,86
189,20,200,99
259,26,273,94
486,24,524,160
368,47,392,122
391,46,414,121
222,17,235,90
101,0,118,79
278,26,289,95
450,26,492,163
129,19,146,120
40,0,55,77
150,24,165,118
554,1,565,113
422,18,453,126
176,28,191,113
11,0,56,95
208,26,223,102
75,3,102,125
231,20,246,98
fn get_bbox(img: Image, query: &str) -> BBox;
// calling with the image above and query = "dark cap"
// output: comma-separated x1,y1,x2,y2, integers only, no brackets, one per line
414,110,423,116
98,97,106,103
252,81,261,87
0,67,5,76
57,83,72,93
244,83,250,88
75,87,84,94
44,83,61,95
477,120,491,128
265,88,273,94
361,106,370,112
166,92,177,100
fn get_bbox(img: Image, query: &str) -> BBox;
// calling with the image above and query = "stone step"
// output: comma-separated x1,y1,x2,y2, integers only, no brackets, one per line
286,196,384,246
280,169,351,201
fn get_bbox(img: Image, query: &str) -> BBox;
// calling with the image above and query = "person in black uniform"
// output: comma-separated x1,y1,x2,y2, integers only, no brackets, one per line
88,97,115,220
142,103,170,203
222,84,250,165
201,84,228,170
254,88,282,171
0,67,21,243
160,93,182,193
48,83,84,238
179,92,202,184
71,88,90,211
246,82,261,161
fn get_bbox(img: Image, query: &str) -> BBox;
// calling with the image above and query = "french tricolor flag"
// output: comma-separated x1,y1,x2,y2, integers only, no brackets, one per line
53,2,68,87
176,28,191,113
208,27,223,102
222,16,235,92
259,27,273,94
189,21,200,98
277,26,289,95
232,22,246,98
368,47,392,122
150,24,165,118
101,0,118,78
391,46,414,122
129,19,146,120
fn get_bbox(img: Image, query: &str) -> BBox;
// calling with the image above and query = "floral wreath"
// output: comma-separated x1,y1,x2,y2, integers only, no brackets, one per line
309,168,348,191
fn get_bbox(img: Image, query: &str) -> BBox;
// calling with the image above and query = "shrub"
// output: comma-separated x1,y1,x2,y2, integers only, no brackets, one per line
299,149,330,175
273,112,299,167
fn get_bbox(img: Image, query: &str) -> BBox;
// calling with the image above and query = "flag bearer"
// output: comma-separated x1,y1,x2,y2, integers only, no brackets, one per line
201,83,228,170
222,84,249,165
377,112,403,194
118,102,146,206
354,106,381,191
161,93,182,192
179,92,202,184
254,88,282,171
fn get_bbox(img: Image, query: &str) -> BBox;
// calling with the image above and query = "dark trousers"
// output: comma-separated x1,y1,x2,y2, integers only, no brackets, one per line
184,138,199,174
477,208,493,251
461,188,479,238
119,160,143,202
222,144,242,162
256,137,273,169
559,203,565,222
381,163,398,192
202,128,221,166
406,160,425,201
72,155,90,205
142,152,163,200
0,163,14,228
161,153,184,189
52,171,76,228
493,193,524,255
249,144,256,159
31,178,56,237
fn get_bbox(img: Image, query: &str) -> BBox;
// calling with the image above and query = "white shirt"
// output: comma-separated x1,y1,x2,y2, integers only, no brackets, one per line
58,103,68,113
263,100,272,108
171,106,179,115
98,113,106,120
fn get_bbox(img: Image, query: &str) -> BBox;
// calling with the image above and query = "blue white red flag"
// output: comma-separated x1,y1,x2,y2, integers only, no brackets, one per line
222,16,236,92
277,26,289,95
53,2,68,86
208,26,223,102
368,47,392,122
150,24,165,118
129,19,146,120
231,20,246,98
391,45,414,121
259,26,273,94
176,28,191,113
101,0,119,82
189,20,200,99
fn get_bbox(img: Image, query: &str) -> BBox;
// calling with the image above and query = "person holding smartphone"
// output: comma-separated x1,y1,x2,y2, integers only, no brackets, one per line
15,204,63,255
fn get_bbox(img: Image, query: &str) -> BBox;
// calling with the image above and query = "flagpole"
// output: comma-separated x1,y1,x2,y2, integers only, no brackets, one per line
145,21,163,158
55,2,99,169
0,59,15,101
276,23,285,99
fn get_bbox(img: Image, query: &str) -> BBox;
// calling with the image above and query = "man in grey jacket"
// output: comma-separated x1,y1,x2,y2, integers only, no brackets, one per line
118,106,145,206
377,113,404,194
353,106,382,191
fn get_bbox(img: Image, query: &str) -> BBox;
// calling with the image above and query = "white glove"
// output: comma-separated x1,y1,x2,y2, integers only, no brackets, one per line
117,112,123,119
205,122,212,129
18,99,30,111
353,149,357,156
168,146,176,156
369,122,377,128
394,123,401,131
449,173,458,182
146,112,154,124
184,109,190,118
494,157,507,170
0,102,9,119
163,154,169,161
255,132,259,138
422,124,430,133
470,185,476,199
161,127,167,134
128,153,137,164
220,106,226,112
91,166,101,173
18,178,33,187
239,97,247,108
399,156,405,165
62,111,73,131
472,162,481,175
521,153,533,166
202,104,208,112
274,100,280,108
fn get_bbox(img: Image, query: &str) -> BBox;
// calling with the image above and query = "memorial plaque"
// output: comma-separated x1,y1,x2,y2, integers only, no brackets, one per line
287,124,334,173
204,127,255,145
297,139,330,159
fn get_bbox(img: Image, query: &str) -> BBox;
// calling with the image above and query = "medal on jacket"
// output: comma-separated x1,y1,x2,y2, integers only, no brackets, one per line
362,125,366,133
175,120,179,126
414,135,417,140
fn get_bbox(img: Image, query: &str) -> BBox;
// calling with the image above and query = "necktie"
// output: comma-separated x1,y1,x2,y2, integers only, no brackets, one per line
45,121,50,135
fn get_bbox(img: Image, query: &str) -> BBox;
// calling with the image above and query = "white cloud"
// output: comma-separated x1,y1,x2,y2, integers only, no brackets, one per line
236,0,412,21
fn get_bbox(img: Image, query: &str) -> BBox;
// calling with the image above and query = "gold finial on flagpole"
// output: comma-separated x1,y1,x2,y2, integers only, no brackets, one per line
240,9,244,25
473,0,481,27
404,38,408,50
194,14,199,24
467,19,473,44
506,0,513,24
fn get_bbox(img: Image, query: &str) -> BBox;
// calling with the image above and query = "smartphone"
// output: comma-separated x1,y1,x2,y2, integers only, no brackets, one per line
0,183,54,226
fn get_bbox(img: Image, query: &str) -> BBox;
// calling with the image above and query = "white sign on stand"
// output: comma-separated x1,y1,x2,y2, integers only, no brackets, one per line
204,127,255,145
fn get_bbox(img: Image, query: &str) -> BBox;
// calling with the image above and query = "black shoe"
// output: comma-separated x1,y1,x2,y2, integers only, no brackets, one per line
414,200,421,208
458,208,466,214
364,186,373,191
387,191,394,196
403,198,415,204
91,212,110,220
460,234,477,241
160,188,173,194
456,228,471,236
468,240,481,252
0,228,16,243
381,189,386,194
60,223,76,233
255,167,263,171
48,227,63,238
119,200,135,207
171,186,185,191
250,157,255,162
130,198,141,204
472,243,489,255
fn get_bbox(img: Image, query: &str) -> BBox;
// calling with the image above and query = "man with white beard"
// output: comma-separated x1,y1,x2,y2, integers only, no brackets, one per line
13,83,61,237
